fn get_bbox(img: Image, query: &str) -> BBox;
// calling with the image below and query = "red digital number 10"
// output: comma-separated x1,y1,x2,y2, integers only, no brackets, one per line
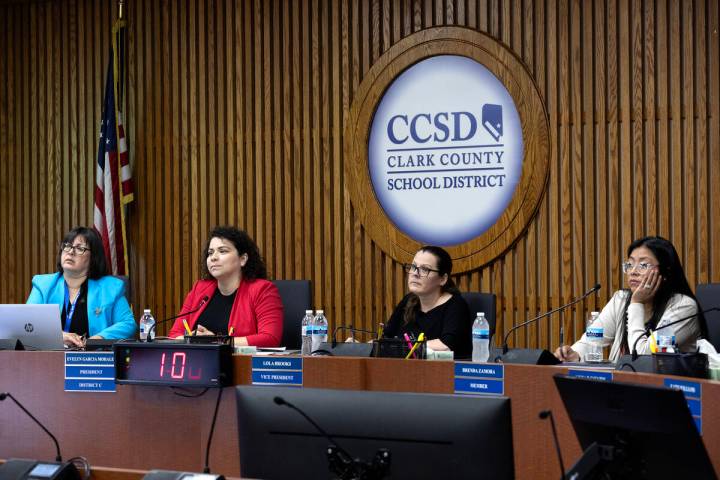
160,352,202,380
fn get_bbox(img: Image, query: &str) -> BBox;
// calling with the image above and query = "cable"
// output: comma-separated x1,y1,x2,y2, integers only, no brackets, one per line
171,387,210,398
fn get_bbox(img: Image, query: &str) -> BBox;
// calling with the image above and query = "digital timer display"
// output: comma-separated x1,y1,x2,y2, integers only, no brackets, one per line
113,342,233,387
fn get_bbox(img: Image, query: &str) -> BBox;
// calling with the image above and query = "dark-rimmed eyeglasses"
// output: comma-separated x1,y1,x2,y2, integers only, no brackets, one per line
61,242,90,256
403,263,439,277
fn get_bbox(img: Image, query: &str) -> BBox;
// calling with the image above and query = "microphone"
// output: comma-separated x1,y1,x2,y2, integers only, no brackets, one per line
274,396,391,479
539,410,566,480
0,392,62,461
331,325,378,347
502,284,601,354
147,295,210,342
631,306,720,361
203,387,224,474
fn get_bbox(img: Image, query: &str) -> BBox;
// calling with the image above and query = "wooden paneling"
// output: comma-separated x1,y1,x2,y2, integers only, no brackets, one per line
0,0,718,349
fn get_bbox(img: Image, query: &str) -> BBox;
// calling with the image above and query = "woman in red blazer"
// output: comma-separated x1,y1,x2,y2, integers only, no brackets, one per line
168,226,283,347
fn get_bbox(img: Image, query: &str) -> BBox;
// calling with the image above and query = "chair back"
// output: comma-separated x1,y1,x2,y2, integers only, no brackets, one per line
696,283,720,350
273,280,312,350
461,292,497,341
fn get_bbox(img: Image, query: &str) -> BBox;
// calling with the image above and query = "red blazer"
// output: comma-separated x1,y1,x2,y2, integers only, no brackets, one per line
168,278,284,347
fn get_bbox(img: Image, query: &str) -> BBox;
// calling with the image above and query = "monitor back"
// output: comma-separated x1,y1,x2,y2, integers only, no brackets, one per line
236,386,514,480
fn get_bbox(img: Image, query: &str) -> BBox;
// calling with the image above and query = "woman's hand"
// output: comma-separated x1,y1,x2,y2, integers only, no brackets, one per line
631,268,661,304
554,345,580,362
194,325,215,336
62,332,85,348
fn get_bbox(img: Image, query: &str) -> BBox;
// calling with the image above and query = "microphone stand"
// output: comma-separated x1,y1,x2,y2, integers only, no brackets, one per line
146,296,210,342
0,392,63,461
502,284,601,354
274,396,390,480
331,325,378,348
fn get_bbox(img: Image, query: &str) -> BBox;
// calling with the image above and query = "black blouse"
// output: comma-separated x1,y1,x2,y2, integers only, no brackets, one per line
61,281,89,336
384,292,472,359
195,288,237,335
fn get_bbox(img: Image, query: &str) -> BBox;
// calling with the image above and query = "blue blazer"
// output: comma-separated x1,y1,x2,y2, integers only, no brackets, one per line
27,272,137,339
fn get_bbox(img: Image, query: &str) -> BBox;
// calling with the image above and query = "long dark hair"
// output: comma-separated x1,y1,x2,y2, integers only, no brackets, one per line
56,226,109,280
618,236,706,351
403,246,459,325
200,226,268,280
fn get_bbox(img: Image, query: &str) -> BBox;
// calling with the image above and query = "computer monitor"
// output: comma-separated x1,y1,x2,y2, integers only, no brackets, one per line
0,304,64,350
235,386,514,480
554,374,717,479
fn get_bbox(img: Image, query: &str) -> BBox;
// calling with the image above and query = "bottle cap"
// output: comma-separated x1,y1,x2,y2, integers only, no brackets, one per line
305,309,313,315
143,309,151,314
317,309,324,314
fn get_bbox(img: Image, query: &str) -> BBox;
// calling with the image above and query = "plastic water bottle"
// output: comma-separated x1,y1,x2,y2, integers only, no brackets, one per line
139,309,156,341
472,312,490,362
301,309,314,355
585,311,603,362
311,309,328,352
656,324,676,353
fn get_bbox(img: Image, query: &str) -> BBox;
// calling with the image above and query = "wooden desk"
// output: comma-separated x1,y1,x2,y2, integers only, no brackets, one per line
1,352,718,479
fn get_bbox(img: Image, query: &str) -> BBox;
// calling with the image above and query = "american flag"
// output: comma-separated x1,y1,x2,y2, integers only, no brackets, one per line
94,19,133,276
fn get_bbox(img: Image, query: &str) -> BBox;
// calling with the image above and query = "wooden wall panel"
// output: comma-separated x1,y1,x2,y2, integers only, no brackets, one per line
0,0,718,350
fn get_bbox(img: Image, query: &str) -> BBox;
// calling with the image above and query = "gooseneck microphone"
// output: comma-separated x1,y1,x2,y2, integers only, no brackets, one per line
331,325,378,347
539,410,566,480
203,387,224,474
274,396,391,480
146,295,210,342
631,306,720,361
0,392,62,462
502,284,601,354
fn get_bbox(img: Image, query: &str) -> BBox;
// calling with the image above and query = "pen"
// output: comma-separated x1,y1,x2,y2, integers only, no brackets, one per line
229,326,235,336
182,319,192,336
377,323,384,339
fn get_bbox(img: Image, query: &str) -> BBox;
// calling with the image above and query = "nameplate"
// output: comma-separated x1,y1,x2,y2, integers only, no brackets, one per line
454,362,504,395
664,378,702,435
567,369,613,382
64,352,116,392
252,356,302,387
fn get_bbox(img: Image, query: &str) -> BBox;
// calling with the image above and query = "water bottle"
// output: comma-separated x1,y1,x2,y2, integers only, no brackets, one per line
585,311,603,362
472,312,490,362
139,309,156,341
301,309,314,355
656,324,676,353
311,309,328,352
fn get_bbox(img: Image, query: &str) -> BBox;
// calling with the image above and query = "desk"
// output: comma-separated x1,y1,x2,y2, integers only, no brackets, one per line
1,352,719,478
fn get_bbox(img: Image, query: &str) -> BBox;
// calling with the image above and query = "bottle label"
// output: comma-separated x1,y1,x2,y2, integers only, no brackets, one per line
316,326,328,336
586,326,603,339
472,329,490,340
301,326,308,336
657,334,676,348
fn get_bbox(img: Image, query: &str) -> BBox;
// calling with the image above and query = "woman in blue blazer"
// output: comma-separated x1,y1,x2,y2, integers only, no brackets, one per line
26,227,136,347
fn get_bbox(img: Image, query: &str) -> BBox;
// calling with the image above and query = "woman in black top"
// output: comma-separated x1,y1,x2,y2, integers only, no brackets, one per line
384,246,472,358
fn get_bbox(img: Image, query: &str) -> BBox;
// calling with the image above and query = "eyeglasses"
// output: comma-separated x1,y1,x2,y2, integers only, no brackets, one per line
621,262,656,274
403,263,439,277
61,242,90,256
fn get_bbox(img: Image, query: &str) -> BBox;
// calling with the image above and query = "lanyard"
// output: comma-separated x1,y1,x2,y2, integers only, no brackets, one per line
63,283,80,333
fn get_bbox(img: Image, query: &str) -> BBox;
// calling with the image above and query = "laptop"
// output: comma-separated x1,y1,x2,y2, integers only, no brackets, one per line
0,304,65,350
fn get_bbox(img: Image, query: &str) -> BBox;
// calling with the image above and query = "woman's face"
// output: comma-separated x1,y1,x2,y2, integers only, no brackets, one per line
624,245,661,293
407,250,447,296
206,237,246,281
61,235,91,276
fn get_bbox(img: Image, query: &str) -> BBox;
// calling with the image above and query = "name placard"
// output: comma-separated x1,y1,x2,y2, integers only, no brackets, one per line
454,362,504,395
567,369,613,382
251,356,303,387
64,352,116,392
664,378,702,434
